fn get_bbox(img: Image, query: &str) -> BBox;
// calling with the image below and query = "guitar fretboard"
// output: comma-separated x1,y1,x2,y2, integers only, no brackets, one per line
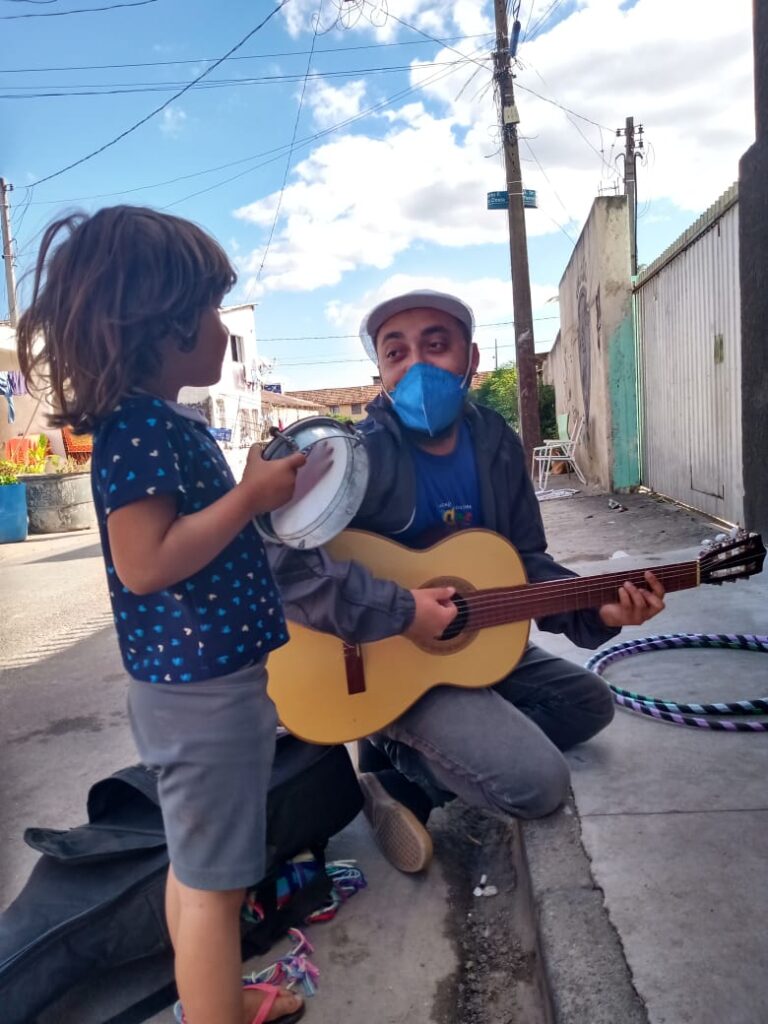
464,561,699,629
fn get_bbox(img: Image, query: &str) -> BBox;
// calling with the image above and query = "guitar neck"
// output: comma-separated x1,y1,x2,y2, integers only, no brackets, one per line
468,560,699,629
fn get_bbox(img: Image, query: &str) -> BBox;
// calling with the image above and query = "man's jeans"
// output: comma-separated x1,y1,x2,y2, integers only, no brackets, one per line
371,644,615,820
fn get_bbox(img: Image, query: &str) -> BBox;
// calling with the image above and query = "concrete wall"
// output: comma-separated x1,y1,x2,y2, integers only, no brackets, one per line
550,196,637,490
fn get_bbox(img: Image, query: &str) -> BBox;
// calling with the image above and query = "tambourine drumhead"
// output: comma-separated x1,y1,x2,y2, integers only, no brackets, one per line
256,417,369,550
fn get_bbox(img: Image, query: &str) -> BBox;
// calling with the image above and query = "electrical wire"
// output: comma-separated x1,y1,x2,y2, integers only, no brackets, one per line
0,0,159,17
0,32,495,73
25,1,290,189
524,0,565,42
0,60,470,98
161,45,487,211
360,1,491,73
273,339,555,368
252,0,322,287
513,80,612,130
521,138,576,242
257,316,560,343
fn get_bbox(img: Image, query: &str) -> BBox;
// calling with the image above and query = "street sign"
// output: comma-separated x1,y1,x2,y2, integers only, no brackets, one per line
487,189,538,210
487,191,509,210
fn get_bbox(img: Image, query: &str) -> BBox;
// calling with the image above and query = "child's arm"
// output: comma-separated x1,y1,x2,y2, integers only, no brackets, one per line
108,450,305,595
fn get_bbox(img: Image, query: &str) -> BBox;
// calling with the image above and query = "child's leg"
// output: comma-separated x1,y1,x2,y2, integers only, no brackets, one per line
168,867,302,1024
170,869,244,1024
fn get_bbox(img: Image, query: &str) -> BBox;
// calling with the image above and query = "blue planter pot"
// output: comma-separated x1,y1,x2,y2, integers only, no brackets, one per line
0,482,28,543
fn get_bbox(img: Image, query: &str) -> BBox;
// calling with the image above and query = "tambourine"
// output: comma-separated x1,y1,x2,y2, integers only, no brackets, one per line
255,416,369,550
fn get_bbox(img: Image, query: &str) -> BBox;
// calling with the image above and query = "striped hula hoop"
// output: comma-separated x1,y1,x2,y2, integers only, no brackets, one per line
585,633,768,732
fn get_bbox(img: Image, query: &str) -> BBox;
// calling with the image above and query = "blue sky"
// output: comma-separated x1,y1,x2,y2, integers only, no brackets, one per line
2,0,755,389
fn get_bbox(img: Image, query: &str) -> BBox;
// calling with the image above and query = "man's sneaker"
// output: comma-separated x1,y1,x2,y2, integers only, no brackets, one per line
358,772,433,873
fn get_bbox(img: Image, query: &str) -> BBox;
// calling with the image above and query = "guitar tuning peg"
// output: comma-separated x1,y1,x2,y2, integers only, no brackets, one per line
701,538,714,548
715,533,727,543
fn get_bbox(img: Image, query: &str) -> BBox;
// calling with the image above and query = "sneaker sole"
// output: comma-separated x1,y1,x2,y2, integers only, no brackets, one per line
359,773,433,874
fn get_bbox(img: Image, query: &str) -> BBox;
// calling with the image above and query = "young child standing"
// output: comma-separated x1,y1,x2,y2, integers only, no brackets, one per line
17,206,309,1024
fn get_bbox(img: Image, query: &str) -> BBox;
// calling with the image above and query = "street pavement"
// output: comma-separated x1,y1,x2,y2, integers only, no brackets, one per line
532,492,768,1024
1,490,767,1022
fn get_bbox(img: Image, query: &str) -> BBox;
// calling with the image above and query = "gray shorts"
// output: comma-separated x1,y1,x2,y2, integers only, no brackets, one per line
127,660,277,891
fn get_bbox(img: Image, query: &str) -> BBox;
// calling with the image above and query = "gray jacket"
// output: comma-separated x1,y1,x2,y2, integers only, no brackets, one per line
268,396,619,650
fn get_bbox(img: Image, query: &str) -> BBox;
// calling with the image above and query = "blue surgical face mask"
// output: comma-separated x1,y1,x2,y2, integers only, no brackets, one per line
389,362,469,437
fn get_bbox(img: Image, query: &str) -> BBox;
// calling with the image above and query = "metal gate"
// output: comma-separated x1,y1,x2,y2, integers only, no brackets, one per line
635,185,743,525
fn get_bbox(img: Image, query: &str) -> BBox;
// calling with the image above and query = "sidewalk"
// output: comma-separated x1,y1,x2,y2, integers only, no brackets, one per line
529,491,768,1024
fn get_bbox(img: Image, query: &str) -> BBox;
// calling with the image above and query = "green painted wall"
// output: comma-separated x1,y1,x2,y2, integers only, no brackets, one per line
608,309,640,489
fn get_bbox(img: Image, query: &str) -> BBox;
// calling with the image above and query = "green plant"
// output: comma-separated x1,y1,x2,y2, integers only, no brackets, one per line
45,454,91,474
15,434,51,475
471,365,558,437
0,460,22,485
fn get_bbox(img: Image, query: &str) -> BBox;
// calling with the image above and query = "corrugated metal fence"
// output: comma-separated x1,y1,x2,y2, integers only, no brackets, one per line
635,184,743,525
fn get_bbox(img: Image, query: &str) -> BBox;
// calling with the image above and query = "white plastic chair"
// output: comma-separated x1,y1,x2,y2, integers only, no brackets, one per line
531,413,586,490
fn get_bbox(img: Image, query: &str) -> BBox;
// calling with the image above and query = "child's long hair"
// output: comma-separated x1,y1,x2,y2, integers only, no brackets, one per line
17,206,237,432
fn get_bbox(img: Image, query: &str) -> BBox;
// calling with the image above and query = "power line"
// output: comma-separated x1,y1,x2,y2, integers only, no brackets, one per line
0,0,159,17
524,0,565,42
0,60,473,98
162,48,485,211
15,48,480,227
521,138,576,242
257,316,560,343
274,340,556,367
0,32,495,73
25,1,290,188
361,1,491,73
513,80,612,130
252,0,322,288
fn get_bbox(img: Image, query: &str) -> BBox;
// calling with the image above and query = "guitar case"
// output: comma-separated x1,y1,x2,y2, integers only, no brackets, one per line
0,736,363,1024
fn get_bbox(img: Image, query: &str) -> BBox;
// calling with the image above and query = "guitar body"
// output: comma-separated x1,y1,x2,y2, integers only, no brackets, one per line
267,529,530,744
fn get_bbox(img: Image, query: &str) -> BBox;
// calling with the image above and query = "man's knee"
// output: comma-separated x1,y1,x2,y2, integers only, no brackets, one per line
591,676,616,731
491,747,571,820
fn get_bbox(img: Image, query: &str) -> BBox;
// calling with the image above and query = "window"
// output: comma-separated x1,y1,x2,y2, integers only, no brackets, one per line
229,335,245,362
329,404,341,414
351,403,363,415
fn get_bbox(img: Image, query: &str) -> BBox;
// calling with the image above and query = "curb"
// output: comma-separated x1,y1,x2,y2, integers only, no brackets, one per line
521,795,649,1024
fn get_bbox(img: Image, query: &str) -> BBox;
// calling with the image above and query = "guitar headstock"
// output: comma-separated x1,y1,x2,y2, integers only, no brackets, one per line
699,530,766,585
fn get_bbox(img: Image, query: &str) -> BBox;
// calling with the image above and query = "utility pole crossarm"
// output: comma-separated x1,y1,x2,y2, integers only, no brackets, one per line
492,0,541,464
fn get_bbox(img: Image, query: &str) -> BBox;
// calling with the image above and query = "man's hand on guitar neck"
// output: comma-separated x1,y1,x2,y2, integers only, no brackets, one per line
598,571,666,628
406,586,458,644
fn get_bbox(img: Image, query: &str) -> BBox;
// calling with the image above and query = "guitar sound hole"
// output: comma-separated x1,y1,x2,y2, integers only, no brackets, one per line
439,593,469,641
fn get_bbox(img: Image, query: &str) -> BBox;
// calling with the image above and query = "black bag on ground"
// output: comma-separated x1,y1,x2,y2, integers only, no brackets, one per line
0,736,362,1024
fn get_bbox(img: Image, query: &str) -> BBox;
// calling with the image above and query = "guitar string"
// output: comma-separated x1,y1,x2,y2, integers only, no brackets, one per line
442,558,756,624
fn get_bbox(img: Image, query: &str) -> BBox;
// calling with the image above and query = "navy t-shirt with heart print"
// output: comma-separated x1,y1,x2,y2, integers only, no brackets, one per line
91,394,288,683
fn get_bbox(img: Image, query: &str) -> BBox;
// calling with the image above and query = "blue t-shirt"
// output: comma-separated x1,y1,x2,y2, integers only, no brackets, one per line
394,422,483,548
91,395,288,684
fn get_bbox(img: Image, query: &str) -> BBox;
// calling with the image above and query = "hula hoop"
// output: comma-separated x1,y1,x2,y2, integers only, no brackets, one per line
585,633,768,731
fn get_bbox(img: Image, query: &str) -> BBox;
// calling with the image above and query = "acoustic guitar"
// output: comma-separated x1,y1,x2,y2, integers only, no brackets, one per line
267,528,765,744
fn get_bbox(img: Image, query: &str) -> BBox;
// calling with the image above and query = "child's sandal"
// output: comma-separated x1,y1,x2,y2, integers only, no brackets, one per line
244,981,305,1024
173,981,304,1024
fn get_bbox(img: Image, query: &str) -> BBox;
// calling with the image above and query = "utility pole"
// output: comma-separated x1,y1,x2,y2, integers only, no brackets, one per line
739,0,768,536
492,0,541,462
0,179,18,327
494,337,499,370
617,118,643,276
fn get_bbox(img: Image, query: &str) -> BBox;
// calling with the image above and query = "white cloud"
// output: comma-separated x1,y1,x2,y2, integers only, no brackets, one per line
239,0,753,296
281,0,492,40
308,79,367,128
159,107,187,138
